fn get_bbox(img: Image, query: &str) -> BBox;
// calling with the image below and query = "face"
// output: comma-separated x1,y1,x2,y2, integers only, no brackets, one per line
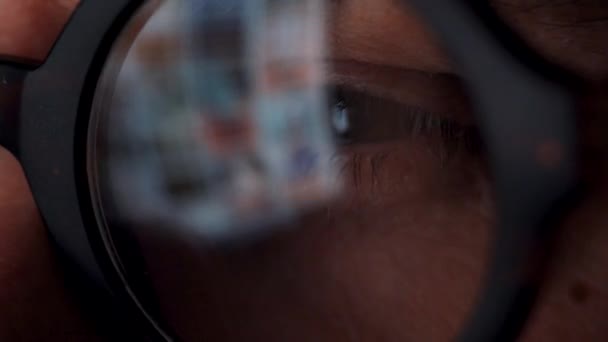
100,1,607,341
2,1,608,341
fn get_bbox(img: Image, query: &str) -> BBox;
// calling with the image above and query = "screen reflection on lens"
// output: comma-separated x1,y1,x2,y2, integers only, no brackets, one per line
91,0,338,244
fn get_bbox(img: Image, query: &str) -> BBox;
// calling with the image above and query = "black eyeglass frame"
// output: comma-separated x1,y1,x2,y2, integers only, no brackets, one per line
0,0,581,341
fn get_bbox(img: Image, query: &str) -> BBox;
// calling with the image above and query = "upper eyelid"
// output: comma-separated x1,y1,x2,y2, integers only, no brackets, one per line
326,59,474,125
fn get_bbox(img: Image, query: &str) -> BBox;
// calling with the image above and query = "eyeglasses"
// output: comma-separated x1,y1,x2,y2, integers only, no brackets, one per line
0,0,592,341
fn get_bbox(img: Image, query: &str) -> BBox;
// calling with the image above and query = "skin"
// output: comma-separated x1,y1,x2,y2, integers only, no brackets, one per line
1,0,608,341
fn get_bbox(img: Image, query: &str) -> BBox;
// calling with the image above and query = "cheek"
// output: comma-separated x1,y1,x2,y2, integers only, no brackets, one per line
520,195,608,341
137,141,494,342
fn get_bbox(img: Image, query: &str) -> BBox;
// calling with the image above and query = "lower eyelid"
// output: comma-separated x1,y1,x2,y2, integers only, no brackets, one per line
329,142,489,216
331,145,428,208
333,152,388,197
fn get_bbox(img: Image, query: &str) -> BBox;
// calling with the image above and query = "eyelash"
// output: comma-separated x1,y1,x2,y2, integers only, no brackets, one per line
328,86,483,161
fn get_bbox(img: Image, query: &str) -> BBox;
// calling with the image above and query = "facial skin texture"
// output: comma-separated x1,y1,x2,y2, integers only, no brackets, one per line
0,0,77,62
1,1,608,341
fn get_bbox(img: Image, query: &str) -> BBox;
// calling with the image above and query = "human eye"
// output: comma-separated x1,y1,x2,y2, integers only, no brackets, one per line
323,72,486,209
328,85,480,153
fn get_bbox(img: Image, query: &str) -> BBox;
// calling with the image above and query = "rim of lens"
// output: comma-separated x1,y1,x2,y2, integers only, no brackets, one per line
87,0,173,339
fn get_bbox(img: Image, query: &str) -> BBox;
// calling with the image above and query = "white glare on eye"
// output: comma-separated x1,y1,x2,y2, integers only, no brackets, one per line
101,0,340,243
332,102,350,136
